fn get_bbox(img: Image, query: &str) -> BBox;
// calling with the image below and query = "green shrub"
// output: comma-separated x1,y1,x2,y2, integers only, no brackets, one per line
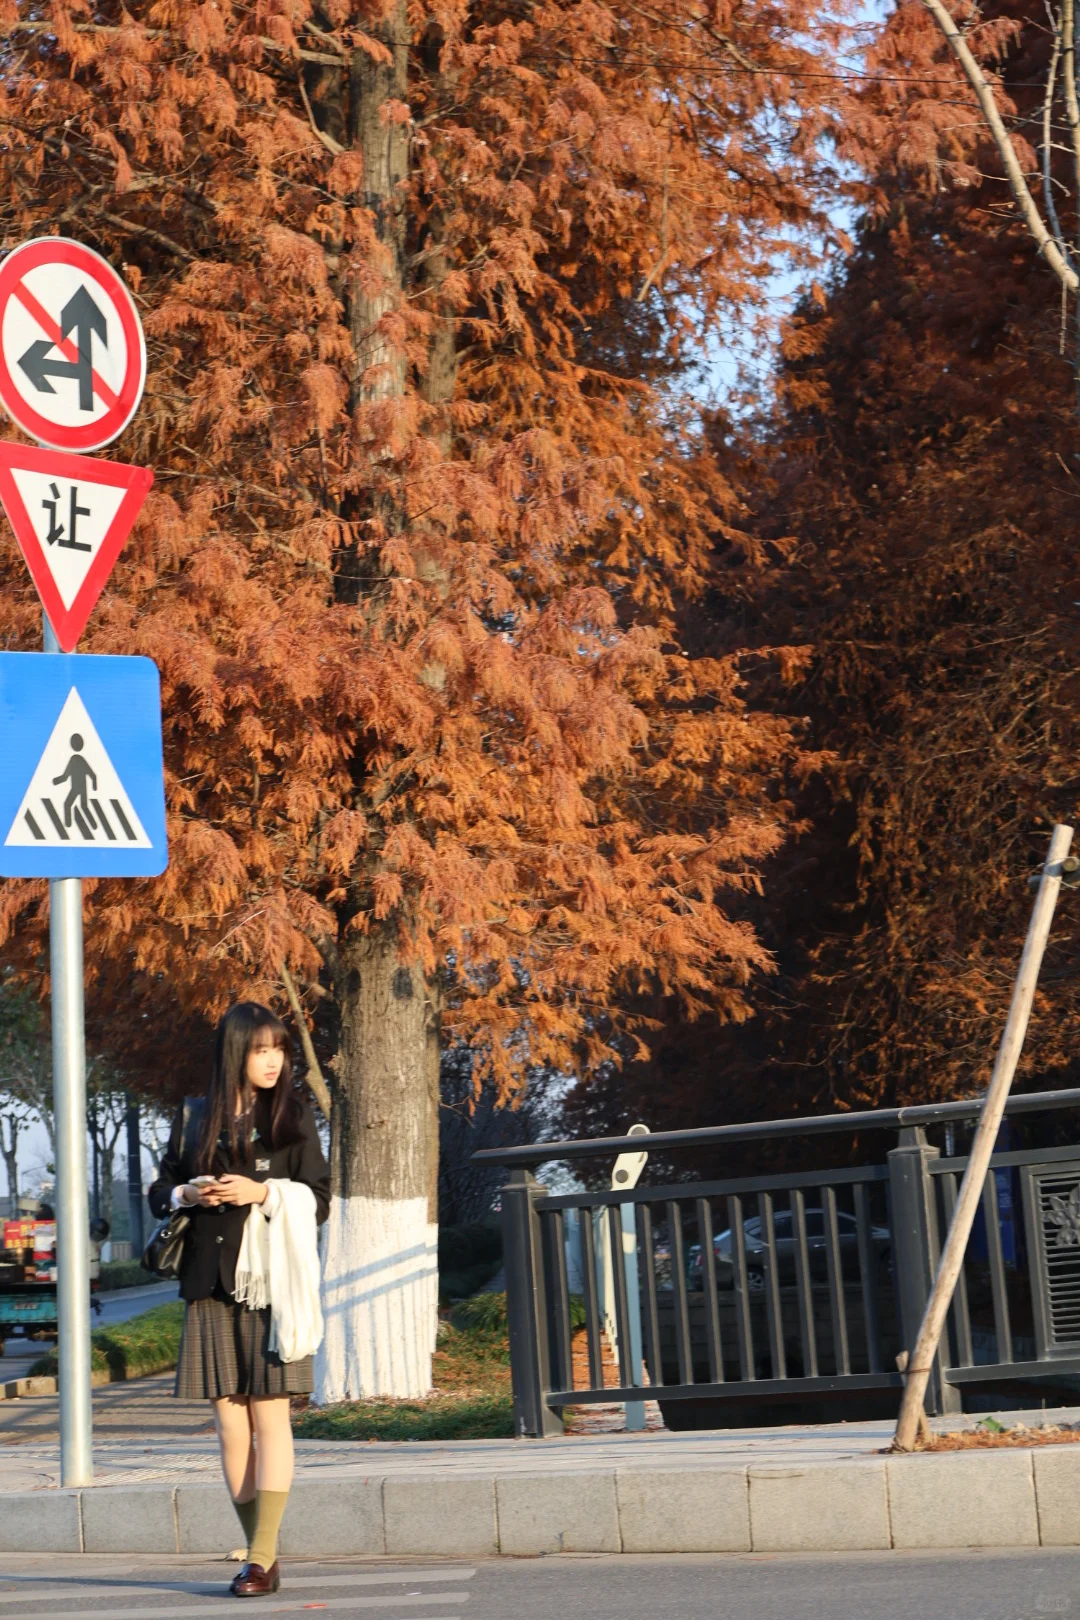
99,1258,156,1290
438,1221,502,1272
454,1289,507,1335
437,1221,502,1303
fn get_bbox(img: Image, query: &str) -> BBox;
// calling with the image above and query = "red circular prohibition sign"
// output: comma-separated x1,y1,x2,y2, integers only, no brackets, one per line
0,237,146,452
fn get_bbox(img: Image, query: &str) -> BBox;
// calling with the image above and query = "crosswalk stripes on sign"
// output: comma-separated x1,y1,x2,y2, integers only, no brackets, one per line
5,686,151,850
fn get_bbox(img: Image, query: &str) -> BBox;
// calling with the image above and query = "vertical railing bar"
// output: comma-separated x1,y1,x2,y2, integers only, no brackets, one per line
579,1206,605,1390
696,1196,724,1382
853,1182,883,1375
941,1172,974,1369
983,1170,1014,1364
607,1203,634,1387
637,1202,663,1386
667,1200,693,1386
729,1192,755,1380
547,1208,574,1391
823,1185,850,1376
759,1192,787,1379
790,1187,818,1379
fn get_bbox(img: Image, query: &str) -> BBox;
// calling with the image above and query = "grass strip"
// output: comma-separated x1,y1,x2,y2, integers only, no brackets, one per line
27,1287,518,1439
294,1297,515,1442
29,1300,184,1381
294,1392,513,1442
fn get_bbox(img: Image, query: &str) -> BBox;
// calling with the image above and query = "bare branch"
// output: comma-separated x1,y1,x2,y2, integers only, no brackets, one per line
922,0,1080,291
279,960,332,1119
1062,0,1080,217
93,208,195,262
297,72,345,157
1042,10,1073,258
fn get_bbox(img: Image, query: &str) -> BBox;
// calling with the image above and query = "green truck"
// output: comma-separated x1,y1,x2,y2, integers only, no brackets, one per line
0,1215,109,1354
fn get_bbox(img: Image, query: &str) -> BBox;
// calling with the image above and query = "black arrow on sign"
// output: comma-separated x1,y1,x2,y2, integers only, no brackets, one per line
17,284,108,412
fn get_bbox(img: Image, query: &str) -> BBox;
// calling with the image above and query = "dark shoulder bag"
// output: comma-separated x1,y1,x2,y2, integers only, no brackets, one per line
142,1098,205,1280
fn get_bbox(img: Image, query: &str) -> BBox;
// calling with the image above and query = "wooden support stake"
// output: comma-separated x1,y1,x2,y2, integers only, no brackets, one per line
893,822,1074,1452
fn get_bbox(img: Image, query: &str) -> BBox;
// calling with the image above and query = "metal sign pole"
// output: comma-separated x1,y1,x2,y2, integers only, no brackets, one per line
0,244,158,1492
44,610,92,1487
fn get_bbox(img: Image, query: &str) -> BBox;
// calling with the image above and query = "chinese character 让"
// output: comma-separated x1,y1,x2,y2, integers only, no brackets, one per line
42,482,91,552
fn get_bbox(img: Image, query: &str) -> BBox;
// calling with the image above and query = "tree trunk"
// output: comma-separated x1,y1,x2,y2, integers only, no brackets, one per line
99,1129,119,1230
0,1113,20,1207
126,1097,145,1254
314,930,441,1399
307,1,451,1401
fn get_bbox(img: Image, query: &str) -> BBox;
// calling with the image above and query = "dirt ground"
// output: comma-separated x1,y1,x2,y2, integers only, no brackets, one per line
922,1421,1080,1451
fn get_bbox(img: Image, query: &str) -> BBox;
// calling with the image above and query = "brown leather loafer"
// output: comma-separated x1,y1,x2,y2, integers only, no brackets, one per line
229,1561,280,1597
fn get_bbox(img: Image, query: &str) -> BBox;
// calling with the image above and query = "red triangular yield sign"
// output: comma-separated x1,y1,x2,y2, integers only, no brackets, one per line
0,441,152,651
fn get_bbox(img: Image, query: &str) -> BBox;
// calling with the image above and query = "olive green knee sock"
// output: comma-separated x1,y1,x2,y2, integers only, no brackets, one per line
248,1488,289,1571
232,1494,257,1555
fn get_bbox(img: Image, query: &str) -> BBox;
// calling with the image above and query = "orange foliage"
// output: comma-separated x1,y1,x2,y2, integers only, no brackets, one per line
722,0,1080,1114
0,0,854,1095
563,0,1080,1143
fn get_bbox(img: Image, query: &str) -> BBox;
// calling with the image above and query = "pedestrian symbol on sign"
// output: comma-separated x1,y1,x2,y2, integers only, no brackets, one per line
53,733,97,835
5,687,150,850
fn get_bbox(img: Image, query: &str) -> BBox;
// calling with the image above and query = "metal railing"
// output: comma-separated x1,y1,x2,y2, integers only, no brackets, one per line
475,1089,1080,1436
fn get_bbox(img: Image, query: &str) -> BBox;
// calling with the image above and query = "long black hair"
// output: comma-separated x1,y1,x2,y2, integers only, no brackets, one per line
194,1002,305,1173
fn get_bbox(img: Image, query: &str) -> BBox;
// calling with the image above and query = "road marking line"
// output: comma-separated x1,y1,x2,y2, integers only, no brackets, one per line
2,1595,469,1619
0,1568,476,1604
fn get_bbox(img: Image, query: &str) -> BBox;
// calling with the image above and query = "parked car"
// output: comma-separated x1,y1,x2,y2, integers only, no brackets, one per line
686,1208,890,1292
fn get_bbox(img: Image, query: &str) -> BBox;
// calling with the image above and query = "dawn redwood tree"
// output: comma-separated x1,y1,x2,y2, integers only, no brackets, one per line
699,52,1080,1113
0,0,852,1397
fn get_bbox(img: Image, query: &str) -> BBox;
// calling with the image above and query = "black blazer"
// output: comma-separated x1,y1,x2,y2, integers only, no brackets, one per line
148,1091,331,1304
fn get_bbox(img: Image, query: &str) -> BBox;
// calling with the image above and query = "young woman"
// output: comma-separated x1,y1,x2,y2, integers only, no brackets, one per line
149,1002,330,1599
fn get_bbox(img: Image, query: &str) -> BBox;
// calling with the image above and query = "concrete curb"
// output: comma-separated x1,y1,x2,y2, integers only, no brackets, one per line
0,1374,59,1400
1,1369,116,1400
6,1447,1080,1556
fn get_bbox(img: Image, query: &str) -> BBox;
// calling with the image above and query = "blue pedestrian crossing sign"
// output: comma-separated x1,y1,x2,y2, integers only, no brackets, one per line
0,652,167,877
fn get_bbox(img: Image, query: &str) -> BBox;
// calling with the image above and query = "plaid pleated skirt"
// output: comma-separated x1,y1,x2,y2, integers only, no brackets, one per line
174,1296,315,1400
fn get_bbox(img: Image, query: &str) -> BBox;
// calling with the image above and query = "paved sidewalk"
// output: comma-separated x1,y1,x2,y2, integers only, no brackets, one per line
0,1372,212,1462
5,1399,1080,1557
4,1400,1053,1492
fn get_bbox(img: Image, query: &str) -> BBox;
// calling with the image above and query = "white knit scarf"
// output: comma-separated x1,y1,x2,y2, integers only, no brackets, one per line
233,1179,324,1362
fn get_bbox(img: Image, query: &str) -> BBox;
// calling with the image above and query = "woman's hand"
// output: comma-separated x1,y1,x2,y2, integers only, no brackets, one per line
179,1183,223,1209
212,1174,268,1207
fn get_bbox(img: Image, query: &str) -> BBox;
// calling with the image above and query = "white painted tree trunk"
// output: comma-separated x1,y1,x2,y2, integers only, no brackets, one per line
314,1193,437,1400
312,929,441,1404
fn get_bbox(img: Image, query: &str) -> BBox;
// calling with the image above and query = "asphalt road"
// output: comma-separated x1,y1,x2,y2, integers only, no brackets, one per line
0,1550,1079,1620
95,1281,180,1327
